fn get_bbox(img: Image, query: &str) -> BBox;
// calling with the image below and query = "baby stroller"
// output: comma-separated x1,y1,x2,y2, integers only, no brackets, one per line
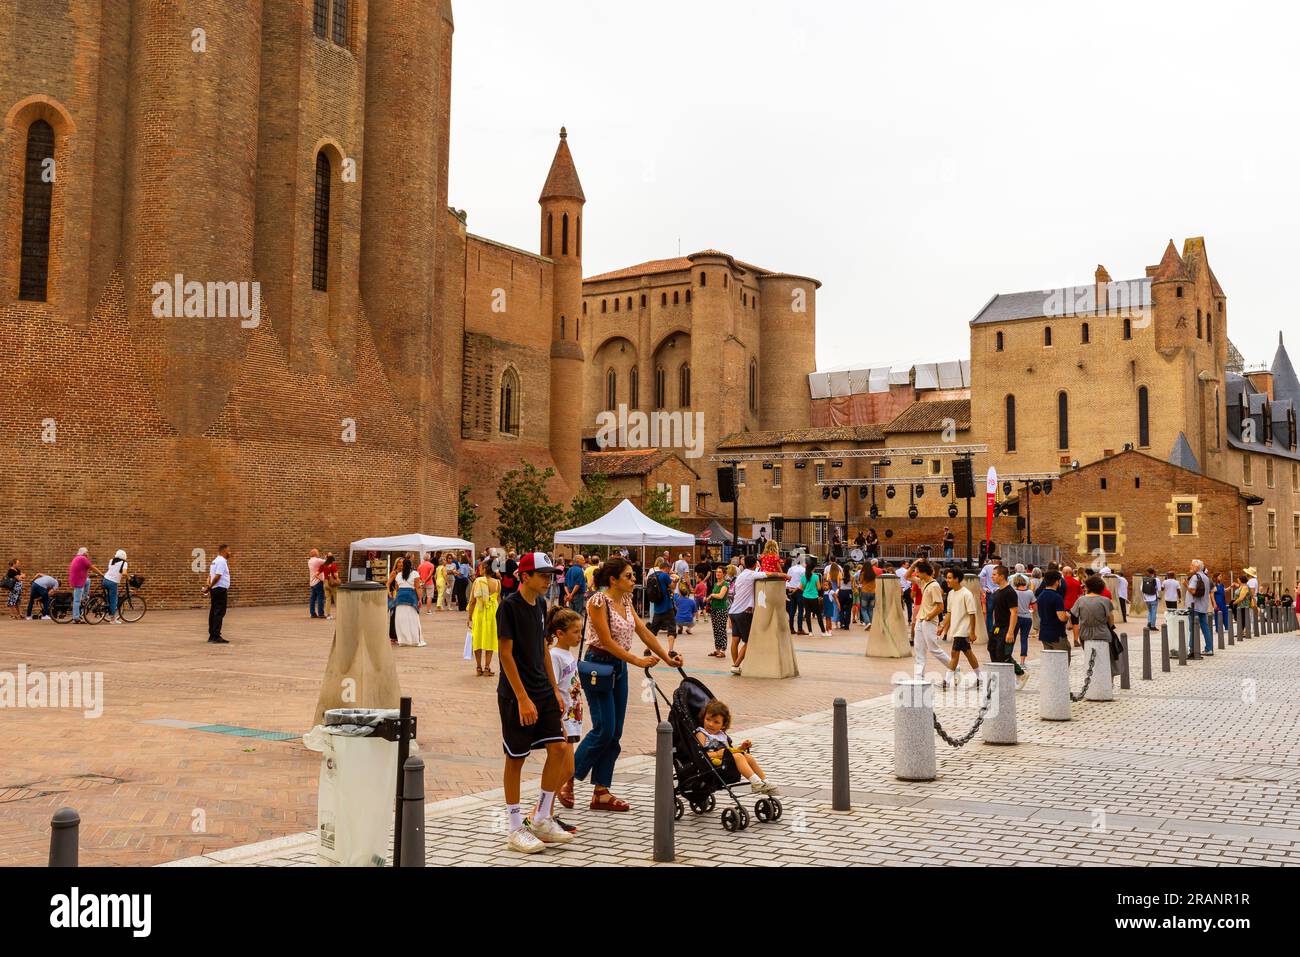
646,667,783,832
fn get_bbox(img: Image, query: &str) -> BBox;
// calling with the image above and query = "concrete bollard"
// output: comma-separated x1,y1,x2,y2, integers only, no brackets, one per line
1119,632,1131,689
399,755,425,867
1160,623,1170,672
654,720,675,862
1141,627,1152,680
832,697,850,811
1039,650,1071,720
1237,606,1247,641
1190,617,1201,660
982,662,1017,745
893,678,937,781
1177,618,1187,666
1083,640,1115,701
1228,611,1235,646
1253,606,1260,637
1216,614,1225,650
49,808,79,867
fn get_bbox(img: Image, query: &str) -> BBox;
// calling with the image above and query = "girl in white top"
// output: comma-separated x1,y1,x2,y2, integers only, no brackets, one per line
388,556,426,647
102,549,128,623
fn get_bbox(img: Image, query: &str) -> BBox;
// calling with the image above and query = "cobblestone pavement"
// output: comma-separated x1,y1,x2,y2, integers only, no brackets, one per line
1,603,937,865
165,628,1300,867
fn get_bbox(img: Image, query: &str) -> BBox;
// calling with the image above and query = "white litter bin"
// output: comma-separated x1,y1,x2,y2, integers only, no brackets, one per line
303,708,402,867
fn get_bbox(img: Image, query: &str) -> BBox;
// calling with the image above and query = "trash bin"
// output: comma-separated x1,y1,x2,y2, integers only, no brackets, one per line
303,708,407,867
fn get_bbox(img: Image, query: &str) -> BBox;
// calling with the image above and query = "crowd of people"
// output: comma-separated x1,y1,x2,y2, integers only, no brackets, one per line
3,547,133,624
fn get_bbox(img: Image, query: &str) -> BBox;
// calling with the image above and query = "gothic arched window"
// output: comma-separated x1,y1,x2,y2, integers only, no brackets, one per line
606,369,617,411
332,0,349,46
1005,395,1017,452
679,363,691,407
630,367,639,409
311,151,331,292
1057,391,1070,450
748,359,758,413
1138,386,1150,447
313,0,329,38
19,120,55,302
562,213,569,256
655,366,666,409
499,368,520,435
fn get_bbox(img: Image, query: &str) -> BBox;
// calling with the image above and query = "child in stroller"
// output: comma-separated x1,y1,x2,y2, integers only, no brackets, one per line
648,667,784,832
696,699,777,795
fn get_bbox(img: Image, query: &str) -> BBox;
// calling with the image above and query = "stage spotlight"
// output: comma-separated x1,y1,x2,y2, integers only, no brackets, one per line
869,505,880,520
885,485,896,499
881,458,892,467
831,487,841,500
831,460,844,468
939,483,949,498
914,484,925,499
1031,480,1043,495
762,462,774,470
822,486,831,500
910,457,924,466
908,504,919,520
794,460,807,469
858,486,869,500
1044,480,1053,494
1002,480,1012,496
947,503,959,519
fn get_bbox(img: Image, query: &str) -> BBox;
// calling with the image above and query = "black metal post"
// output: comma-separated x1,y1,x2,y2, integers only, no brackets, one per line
393,695,412,867
730,463,739,561
653,721,675,862
1119,632,1130,689
832,698,850,811
964,453,974,568
1141,626,1152,680
48,808,79,867
400,755,425,867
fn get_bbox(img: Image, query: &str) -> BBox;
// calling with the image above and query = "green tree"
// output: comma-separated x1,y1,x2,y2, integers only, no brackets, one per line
457,486,478,542
495,461,566,551
642,486,682,529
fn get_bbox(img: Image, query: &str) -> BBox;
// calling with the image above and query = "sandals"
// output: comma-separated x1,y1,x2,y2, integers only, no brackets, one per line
558,780,575,809
475,667,483,676
590,788,630,812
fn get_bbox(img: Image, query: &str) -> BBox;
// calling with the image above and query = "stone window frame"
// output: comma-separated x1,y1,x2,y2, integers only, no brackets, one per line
18,118,56,303
1166,495,1200,537
498,365,521,437
1076,512,1125,559
605,368,617,412
1137,385,1150,448
1267,509,1277,549
736,465,746,488
1266,457,1275,489
772,465,782,489
1243,452,1253,486
1247,507,1255,549
311,151,332,292
1292,512,1299,547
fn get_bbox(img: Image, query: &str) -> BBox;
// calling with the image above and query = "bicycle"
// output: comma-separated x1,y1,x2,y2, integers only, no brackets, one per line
85,575,147,624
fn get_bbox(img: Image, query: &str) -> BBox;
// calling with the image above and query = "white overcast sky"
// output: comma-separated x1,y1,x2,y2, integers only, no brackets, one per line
449,0,1297,373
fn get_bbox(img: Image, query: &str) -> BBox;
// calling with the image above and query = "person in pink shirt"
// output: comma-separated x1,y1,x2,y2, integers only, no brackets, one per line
417,552,436,615
68,547,103,625
308,549,325,619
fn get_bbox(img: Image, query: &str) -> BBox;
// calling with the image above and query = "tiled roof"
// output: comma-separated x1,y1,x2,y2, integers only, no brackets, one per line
539,128,585,203
582,448,696,478
1151,240,1189,281
883,398,972,435
716,425,885,450
585,249,776,284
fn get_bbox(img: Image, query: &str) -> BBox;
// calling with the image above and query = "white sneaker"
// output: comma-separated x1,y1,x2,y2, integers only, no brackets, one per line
507,827,546,854
527,816,574,844
40,615,51,620
751,779,779,795
326,615,334,620
730,665,741,675
1016,671,1030,690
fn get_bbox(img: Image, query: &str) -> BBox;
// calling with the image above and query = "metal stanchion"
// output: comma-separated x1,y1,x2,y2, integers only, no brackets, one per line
1141,627,1152,680
1161,623,1170,672
1190,615,1202,660
653,721,675,862
393,695,413,867
1177,618,1187,666
1119,632,1131,689
832,697,850,811
48,808,79,867
399,756,425,867
1216,613,1225,650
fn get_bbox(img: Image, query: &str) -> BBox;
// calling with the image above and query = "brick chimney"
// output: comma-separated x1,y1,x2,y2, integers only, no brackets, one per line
1095,265,1111,314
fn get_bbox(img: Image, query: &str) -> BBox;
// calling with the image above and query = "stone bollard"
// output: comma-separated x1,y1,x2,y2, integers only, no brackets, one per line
1160,623,1170,672
1083,640,1115,701
1216,614,1225,650
48,808,79,867
893,678,937,781
1141,627,1152,680
982,662,1017,745
1190,617,1201,660
399,755,425,867
653,721,675,862
1228,611,1236,646
832,697,850,811
1119,632,1131,689
1177,618,1187,666
1253,606,1260,637
1039,650,1071,720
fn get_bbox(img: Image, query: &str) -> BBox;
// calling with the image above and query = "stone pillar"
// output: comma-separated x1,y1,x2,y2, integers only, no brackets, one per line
866,573,911,658
981,662,1017,745
1083,639,1114,701
892,678,936,781
313,583,401,727
742,577,800,678
1039,649,1071,721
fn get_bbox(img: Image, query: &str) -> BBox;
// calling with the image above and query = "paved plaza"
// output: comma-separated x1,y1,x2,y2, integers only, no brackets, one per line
4,602,1293,867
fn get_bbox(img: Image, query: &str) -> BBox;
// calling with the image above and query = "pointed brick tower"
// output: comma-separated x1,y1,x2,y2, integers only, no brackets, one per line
541,128,586,493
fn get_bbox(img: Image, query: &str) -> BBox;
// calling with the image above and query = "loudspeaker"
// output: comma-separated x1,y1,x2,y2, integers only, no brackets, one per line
952,457,976,499
772,517,784,536
717,466,737,503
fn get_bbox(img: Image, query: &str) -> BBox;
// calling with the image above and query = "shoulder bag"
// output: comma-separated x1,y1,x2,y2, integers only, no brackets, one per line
577,596,617,693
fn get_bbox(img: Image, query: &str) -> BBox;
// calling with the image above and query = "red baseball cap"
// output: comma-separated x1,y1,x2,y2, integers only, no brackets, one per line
517,552,559,576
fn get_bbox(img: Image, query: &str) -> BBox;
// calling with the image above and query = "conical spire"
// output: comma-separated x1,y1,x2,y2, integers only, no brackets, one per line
1151,239,1189,281
1272,332,1300,406
539,127,585,204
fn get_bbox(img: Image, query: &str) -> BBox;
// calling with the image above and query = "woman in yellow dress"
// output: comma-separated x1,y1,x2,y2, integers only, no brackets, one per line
467,560,501,676
434,558,448,612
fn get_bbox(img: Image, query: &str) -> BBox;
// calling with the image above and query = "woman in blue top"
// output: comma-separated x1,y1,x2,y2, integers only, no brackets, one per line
1213,573,1230,632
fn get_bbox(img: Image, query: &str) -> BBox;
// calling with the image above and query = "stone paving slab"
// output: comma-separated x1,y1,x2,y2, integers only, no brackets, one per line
177,631,1300,867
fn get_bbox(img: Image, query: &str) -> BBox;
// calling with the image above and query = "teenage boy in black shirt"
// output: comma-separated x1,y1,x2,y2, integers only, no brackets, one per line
988,564,1028,687
497,552,574,854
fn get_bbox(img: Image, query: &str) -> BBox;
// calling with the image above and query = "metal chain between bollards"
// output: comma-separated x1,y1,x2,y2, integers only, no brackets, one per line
932,679,996,748
1069,648,1098,703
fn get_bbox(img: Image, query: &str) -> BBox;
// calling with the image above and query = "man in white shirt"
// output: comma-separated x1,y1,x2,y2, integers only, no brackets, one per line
1160,572,1181,613
978,554,998,638
1246,567,1259,603
786,558,808,635
1115,572,1129,621
728,554,760,674
204,544,232,644
673,553,691,583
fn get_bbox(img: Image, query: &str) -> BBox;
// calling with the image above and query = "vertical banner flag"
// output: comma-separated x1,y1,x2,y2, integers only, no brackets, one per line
985,466,997,549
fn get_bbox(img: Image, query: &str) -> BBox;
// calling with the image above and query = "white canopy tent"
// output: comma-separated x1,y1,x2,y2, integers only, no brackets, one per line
347,534,476,581
553,498,694,548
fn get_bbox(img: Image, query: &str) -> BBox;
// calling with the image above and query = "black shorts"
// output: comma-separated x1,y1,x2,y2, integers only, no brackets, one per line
729,610,754,642
951,636,971,652
648,610,676,635
498,692,564,759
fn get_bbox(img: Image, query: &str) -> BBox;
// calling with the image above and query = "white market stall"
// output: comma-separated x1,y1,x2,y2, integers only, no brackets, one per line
347,534,476,582
555,499,694,613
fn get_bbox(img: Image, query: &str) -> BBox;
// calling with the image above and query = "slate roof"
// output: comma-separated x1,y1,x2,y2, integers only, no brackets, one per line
1273,334,1300,408
970,278,1151,325
1224,371,1300,462
1168,432,1201,473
